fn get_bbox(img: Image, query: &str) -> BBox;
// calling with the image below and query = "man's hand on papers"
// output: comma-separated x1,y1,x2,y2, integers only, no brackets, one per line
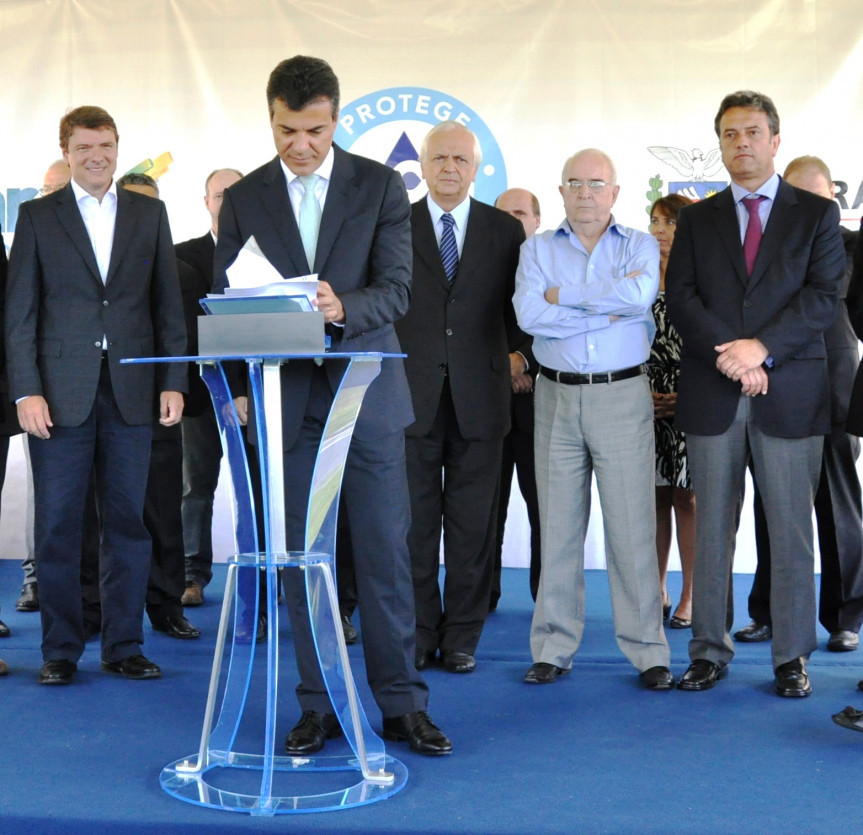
315,280,345,324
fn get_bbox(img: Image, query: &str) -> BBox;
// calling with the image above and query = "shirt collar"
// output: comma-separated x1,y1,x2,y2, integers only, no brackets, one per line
70,178,118,205
426,193,471,230
730,171,780,204
556,213,628,241
280,145,335,186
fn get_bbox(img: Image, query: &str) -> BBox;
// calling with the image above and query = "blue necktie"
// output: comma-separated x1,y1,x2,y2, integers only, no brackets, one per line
298,174,321,271
440,213,458,283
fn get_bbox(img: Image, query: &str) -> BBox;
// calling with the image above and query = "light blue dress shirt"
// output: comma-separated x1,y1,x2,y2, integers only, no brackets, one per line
513,216,659,374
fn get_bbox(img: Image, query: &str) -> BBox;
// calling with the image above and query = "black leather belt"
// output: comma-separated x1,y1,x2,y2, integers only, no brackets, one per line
539,364,645,385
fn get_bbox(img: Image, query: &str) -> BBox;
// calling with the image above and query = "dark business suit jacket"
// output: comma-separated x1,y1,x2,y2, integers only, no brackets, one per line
5,186,187,423
842,220,863,435
666,180,845,439
175,234,215,417
212,146,426,717
213,148,414,445
396,198,526,441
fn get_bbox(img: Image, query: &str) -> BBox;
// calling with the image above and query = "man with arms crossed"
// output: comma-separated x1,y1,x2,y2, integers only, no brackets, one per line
513,149,672,690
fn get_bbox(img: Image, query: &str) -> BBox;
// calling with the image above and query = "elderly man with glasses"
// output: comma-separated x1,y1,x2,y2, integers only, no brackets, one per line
513,148,672,691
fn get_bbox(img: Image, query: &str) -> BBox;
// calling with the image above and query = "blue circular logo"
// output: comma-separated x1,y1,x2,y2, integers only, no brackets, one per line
335,87,508,204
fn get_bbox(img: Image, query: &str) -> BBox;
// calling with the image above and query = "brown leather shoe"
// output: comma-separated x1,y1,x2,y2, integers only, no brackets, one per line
0,657,8,676
181,582,204,607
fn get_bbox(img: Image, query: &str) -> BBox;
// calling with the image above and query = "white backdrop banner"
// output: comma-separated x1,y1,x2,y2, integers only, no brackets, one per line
1,0,861,570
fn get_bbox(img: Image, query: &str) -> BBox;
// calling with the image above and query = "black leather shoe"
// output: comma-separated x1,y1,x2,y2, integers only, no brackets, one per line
152,614,201,639
101,654,161,680
678,659,726,691
668,615,691,629
39,659,77,685
774,658,811,697
0,619,9,638
858,680,863,692
382,711,452,756
827,630,859,652
640,666,675,690
733,621,772,642
15,583,39,612
341,614,358,645
832,705,863,732
284,711,342,755
441,651,476,673
524,662,570,684
415,648,436,671
236,613,267,644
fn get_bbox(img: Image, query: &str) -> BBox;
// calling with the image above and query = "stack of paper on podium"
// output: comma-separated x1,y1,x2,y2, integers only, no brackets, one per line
197,236,326,356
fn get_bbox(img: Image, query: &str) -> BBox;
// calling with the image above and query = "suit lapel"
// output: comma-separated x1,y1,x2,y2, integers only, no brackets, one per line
259,157,309,276
748,178,797,287
712,187,748,287
106,188,136,284
455,198,489,285
412,199,450,289
314,145,355,275
53,185,102,284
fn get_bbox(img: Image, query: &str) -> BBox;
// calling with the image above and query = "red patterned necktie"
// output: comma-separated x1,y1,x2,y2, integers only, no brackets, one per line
742,195,766,276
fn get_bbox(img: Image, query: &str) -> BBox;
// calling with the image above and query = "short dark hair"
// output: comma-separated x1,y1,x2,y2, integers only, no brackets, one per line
650,193,693,221
117,172,159,195
714,90,780,138
266,56,339,118
59,106,119,152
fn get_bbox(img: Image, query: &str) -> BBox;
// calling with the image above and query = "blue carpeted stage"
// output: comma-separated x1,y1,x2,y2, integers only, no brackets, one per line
0,560,861,833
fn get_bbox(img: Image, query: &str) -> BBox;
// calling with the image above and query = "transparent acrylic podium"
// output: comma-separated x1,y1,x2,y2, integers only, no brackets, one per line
134,351,409,815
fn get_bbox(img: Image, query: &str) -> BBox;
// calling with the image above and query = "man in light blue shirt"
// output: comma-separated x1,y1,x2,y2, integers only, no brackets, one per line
513,148,672,690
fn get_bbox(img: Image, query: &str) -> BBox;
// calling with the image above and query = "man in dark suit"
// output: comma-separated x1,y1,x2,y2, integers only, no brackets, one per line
213,56,451,756
395,122,525,674
666,91,846,697
491,188,541,607
738,157,863,653
5,106,187,685
175,168,242,607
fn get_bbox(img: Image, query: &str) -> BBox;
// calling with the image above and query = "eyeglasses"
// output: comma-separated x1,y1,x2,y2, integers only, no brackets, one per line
563,179,610,192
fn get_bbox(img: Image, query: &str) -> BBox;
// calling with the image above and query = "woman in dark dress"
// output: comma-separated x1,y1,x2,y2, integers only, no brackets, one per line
647,195,694,628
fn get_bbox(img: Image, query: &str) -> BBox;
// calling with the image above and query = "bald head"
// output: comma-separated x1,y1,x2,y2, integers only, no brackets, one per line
783,156,834,200
495,188,541,238
42,159,71,196
559,149,619,237
205,168,243,236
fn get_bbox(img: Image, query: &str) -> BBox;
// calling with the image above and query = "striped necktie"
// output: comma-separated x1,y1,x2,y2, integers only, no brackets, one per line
440,212,458,283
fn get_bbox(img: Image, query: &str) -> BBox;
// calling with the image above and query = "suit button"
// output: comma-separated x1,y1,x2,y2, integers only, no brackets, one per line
438,363,446,371
94,341,101,348
743,301,751,308
446,328,453,336
103,300,109,306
